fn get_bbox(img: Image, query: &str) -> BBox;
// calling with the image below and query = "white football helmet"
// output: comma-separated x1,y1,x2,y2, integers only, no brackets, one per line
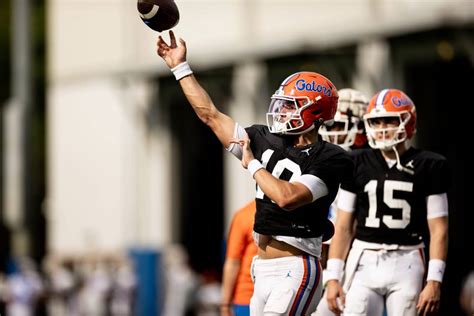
319,88,368,150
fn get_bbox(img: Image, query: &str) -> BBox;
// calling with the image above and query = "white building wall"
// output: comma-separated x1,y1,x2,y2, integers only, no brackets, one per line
48,78,128,253
47,75,173,254
48,0,474,82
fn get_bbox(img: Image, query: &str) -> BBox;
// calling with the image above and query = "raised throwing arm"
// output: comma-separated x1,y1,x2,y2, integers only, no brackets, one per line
157,31,236,148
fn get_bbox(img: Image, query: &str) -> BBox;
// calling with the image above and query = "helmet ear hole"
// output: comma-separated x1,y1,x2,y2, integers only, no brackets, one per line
314,118,324,128
311,109,323,116
400,112,411,124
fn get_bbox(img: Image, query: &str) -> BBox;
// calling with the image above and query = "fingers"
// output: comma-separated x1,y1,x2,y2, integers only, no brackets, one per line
168,30,187,50
328,302,342,314
157,46,166,56
179,38,186,49
229,138,246,146
422,301,439,316
416,301,424,315
157,35,167,47
429,304,438,315
417,303,428,316
157,31,186,59
417,297,440,316
157,36,169,56
326,285,344,315
340,294,346,310
327,297,342,314
336,295,345,315
228,138,240,145
169,30,177,47
327,299,337,313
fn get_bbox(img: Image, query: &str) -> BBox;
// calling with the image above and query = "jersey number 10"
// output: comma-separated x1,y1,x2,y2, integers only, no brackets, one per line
255,149,302,200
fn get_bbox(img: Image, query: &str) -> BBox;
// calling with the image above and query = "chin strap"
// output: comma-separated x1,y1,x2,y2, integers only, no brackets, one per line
392,146,414,175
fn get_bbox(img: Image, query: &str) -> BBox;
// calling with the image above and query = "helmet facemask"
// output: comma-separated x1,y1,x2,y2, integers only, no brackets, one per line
364,111,412,151
319,111,360,150
266,96,315,135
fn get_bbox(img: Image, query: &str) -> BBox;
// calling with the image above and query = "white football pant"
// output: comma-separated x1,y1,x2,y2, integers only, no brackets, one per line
336,248,425,316
250,255,323,316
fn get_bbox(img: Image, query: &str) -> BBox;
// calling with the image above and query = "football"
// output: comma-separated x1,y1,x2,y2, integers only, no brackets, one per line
137,0,180,32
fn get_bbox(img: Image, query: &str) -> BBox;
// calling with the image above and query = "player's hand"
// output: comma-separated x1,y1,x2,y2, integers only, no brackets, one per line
326,279,345,315
229,138,255,169
157,30,187,68
241,138,255,168
416,281,441,316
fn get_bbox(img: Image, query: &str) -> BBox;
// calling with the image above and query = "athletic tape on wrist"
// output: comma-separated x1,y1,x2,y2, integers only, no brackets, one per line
248,159,263,178
325,258,345,282
427,259,446,283
171,61,193,80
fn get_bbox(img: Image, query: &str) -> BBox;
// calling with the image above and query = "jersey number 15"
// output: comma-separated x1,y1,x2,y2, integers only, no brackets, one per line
365,180,413,229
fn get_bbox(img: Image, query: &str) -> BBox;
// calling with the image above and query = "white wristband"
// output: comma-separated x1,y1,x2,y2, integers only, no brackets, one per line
171,61,193,80
427,259,446,283
325,258,345,282
248,159,263,178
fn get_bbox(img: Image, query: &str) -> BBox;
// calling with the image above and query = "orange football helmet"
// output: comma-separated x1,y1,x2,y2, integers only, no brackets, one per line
364,89,417,150
267,72,338,135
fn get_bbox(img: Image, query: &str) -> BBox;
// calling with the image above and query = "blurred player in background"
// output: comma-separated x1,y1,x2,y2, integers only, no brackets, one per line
221,200,257,316
460,271,474,315
324,89,449,316
319,88,369,152
318,88,369,248
314,88,368,316
156,31,353,315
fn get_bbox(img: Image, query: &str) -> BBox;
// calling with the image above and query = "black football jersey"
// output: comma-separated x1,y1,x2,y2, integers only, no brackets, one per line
341,147,450,245
246,124,353,238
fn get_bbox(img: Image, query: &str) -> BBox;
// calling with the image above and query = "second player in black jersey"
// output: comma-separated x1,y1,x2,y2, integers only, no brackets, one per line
324,89,449,316
344,147,449,246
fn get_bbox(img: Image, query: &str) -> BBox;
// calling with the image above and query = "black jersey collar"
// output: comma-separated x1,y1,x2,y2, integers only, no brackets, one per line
374,146,418,169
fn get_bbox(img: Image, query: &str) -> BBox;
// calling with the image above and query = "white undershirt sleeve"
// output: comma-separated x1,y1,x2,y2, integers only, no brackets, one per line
426,193,449,219
336,188,357,213
291,174,328,202
225,122,247,159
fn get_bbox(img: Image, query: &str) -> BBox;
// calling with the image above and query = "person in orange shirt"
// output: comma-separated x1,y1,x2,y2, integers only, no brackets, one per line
221,200,257,316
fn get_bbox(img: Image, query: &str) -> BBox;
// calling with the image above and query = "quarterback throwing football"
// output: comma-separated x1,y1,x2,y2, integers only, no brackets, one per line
157,31,353,315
